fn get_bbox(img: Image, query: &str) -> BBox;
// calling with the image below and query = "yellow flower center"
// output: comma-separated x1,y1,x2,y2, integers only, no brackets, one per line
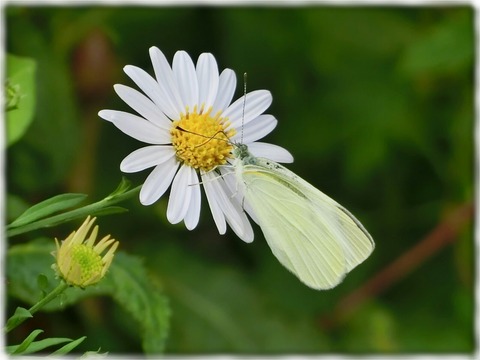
69,244,103,286
170,107,236,172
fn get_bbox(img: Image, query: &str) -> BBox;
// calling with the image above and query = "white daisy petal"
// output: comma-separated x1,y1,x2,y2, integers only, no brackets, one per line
212,69,237,115
149,47,184,117
231,114,277,143
114,84,171,130
231,211,254,243
196,53,219,111
220,167,260,226
123,65,179,121
205,173,252,243
173,51,198,111
248,142,294,163
167,164,193,224
223,90,272,129
99,110,171,144
140,157,179,205
120,145,174,173
202,171,227,235
184,171,201,230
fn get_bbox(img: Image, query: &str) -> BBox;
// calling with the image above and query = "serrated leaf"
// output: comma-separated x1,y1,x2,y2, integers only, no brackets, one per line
9,193,87,228
51,336,86,355
108,252,170,353
5,307,33,332
7,240,170,354
9,329,43,354
6,54,36,146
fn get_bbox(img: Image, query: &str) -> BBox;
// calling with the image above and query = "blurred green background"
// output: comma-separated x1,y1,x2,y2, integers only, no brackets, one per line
6,5,474,354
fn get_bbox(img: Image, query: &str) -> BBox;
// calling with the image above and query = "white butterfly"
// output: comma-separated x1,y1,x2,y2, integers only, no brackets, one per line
228,143,375,290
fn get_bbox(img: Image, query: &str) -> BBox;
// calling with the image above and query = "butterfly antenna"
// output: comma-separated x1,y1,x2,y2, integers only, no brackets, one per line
241,72,247,145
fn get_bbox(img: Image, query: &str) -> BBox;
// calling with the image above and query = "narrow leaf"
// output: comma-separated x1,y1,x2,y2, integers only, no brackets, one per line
106,177,132,199
9,329,43,354
5,306,32,332
7,337,72,355
9,193,87,228
51,336,87,355
88,206,129,217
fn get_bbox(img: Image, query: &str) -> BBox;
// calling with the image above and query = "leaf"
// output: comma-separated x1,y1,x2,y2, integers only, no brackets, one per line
108,252,170,353
7,336,73,355
106,177,132,199
6,54,37,146
8,329,43,354
5,307,32,332
51,336,87,355
9,193,87,228
6,240,170,354
87,206,129,217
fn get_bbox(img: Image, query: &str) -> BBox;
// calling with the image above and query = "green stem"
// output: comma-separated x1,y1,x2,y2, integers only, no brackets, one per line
5,281,69,333
7,185,141,238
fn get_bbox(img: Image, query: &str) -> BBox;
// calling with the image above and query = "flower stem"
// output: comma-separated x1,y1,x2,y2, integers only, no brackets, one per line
6,185,141,238
5,281,69,333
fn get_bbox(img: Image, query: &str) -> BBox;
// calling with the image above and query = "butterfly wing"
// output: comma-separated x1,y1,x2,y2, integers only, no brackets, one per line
240,160,374,290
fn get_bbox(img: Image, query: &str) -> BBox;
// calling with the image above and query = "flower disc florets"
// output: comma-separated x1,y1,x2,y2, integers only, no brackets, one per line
171,107,236,171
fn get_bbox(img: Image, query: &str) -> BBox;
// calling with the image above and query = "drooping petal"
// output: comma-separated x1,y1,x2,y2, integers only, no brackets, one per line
120,145,175,173
202,171,227,235
149,46,184,117
212,69,237,115
223,90,272,130
231,114,277,143
167,164,193,224
99,110,171,144
140,157,179,205
184,170,201,230
113,84,171,130
196,53,219,112
227,209,254,243
172,51,198,111
220,167,260,226
248,142,294,163
203,172,253,243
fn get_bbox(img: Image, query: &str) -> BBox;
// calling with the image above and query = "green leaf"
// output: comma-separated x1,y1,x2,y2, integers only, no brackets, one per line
6,54,37,146
106,177,132,199
7,337,73,355
108,252,170,353
51,336,87,355
5,307,33,332
7,240,170,354
8,329,43,354
88,206,129,217
6,194,30,223
9,193,87,228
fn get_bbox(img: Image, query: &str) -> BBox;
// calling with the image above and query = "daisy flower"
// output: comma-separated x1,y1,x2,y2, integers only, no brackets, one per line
99,47,292,242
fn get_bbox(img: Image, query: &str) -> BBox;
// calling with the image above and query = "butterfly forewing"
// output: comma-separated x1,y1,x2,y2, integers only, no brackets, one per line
241,164,348,289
